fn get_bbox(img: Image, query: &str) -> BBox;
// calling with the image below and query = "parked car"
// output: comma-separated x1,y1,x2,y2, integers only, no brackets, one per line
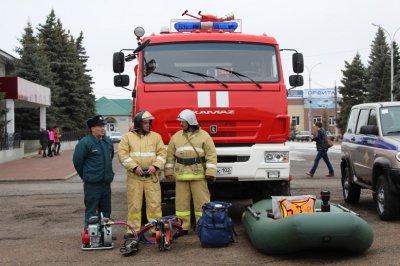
108,131,122,143
295,131,311,142
341,102,400,220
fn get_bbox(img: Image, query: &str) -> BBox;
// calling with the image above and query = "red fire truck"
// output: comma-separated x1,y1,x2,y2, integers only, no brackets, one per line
113,11,304,202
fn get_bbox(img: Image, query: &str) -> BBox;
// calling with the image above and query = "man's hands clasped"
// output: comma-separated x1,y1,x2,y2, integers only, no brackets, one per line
131,165,157,176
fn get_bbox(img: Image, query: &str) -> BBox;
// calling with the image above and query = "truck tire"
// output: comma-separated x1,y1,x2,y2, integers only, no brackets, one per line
374,175,399,221
342,165,361,204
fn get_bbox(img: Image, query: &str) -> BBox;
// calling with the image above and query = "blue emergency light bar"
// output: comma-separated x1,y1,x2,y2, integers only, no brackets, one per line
174,21,239,32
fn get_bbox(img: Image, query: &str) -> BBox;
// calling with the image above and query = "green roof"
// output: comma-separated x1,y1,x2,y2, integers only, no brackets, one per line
96,96,132,116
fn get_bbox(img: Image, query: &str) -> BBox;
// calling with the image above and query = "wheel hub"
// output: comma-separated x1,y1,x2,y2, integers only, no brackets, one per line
377,185,385,212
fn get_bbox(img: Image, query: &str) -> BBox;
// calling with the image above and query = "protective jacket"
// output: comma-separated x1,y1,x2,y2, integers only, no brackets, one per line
165,129,217,180
73,134,115,183
118,130,166,232
118,131,166,179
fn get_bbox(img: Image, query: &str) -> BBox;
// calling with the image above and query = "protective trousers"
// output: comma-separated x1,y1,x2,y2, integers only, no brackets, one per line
84,182,111,228
127,177,162,232
175,179,210,231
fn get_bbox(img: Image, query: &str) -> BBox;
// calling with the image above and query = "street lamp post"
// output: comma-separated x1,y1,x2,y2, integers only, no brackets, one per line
372,23,400,102
305,63,322,131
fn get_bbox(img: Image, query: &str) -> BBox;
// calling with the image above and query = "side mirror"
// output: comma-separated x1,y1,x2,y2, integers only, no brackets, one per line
114,74,130,87
360,125,379,136
113,52,125,73
289,74,304,87
292,53,304,73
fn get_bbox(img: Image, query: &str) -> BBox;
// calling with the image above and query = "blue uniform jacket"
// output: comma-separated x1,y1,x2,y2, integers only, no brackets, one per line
73,134,115,183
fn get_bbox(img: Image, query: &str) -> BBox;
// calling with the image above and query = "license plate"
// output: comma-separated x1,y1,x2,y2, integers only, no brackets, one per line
217,167,232,175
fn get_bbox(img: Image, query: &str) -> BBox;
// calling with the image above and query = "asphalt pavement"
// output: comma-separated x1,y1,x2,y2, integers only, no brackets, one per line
0,141,341,182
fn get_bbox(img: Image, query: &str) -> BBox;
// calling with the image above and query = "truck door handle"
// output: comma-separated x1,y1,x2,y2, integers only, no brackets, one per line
351,137,356,141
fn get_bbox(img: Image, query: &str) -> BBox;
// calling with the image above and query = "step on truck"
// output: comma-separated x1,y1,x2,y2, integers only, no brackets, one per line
112,11,304,203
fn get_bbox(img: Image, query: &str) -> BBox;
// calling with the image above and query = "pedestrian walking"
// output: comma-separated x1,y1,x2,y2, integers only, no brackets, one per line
118,110,166,238
306,122,334,177
47,127,54,157
73,115,115,229
164,109,217,234
53,125,61,155
39,128,49,158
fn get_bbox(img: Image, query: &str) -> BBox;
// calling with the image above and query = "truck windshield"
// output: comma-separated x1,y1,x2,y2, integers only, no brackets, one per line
380,106,400,135
142,42,279,84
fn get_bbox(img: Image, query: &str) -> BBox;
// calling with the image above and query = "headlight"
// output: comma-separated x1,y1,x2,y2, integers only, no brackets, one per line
396,152,400,162
264,151,289,163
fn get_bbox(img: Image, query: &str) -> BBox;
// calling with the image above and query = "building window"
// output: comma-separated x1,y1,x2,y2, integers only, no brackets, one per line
291,116,300,126
313,116,321,124
329,116,335,126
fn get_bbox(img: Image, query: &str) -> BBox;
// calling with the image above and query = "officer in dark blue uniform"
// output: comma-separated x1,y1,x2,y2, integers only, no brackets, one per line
73,115,115,228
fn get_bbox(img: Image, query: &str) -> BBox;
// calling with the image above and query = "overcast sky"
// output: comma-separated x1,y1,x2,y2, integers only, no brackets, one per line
2,0,399,99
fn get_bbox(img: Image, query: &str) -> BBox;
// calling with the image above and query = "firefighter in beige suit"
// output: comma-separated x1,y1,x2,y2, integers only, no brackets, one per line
118,111,166,238
165,109,217,234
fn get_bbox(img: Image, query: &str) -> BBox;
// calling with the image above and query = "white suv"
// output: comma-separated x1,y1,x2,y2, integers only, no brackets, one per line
295,131,311,142
108,131,122,143
341,102,400,220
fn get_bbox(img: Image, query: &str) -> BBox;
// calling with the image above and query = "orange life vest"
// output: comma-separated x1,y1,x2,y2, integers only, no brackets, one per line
279,197,316,218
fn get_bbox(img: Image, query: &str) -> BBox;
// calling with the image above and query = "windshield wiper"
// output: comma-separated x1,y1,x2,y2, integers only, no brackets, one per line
216,67,262,88
386,130,400,135
150,71,194,88
181,70,228,88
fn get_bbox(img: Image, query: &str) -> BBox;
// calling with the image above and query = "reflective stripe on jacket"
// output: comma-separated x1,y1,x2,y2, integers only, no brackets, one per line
118,131,167,180
165,129,217,180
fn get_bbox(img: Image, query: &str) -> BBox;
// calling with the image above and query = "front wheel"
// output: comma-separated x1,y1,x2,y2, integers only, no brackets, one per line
342,165,361,203
374,175,399,221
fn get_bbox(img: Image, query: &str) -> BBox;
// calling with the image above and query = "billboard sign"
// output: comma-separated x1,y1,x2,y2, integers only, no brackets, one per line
303,89,336,98
304,98,336,109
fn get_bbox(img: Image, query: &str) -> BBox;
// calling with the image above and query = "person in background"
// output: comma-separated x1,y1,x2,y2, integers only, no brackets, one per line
39,128,49,158
73,115,115,229
306,121,334,177
47,127,54,157
118,110,166,239
53,126,61,155
164,109,217,234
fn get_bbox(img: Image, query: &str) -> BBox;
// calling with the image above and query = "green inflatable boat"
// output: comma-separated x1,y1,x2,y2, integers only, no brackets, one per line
242,198,373,254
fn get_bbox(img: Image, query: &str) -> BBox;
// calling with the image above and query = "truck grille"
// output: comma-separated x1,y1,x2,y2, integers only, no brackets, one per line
217,155,250,163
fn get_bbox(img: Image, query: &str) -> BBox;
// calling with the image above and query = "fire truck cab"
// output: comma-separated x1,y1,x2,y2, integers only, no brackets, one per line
113,11,304,202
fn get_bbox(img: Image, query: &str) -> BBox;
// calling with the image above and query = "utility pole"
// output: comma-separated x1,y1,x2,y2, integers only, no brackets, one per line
334,82,338,139
305,63,322,131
